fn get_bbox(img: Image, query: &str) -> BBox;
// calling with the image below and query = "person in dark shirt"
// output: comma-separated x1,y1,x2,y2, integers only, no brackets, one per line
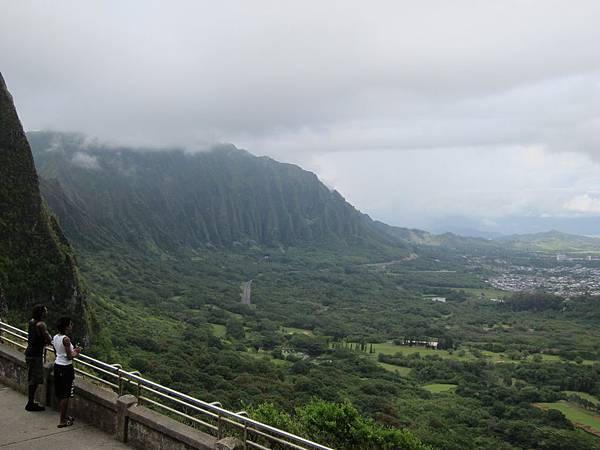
24,304,52,411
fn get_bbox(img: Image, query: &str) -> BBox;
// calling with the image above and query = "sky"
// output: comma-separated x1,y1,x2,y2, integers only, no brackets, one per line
2,1,600,234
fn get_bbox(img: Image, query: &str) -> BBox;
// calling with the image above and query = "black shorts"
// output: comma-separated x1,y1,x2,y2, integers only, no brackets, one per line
54,364,75,399
26,357,44,386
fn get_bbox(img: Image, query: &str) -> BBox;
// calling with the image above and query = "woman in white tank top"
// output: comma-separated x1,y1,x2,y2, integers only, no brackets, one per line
52,333,74,366
52,317,81,428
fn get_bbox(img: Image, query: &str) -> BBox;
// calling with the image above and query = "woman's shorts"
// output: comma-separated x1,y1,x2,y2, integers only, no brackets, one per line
54,364,75,399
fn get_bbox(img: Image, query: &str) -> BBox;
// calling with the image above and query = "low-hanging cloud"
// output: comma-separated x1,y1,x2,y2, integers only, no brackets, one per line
564,194,600,214
71,152,100,170
2,1,600,155
3,1,600,230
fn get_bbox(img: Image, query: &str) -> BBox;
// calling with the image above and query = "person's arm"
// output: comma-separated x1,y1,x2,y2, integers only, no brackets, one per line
37,321,52,345
62,336,82,359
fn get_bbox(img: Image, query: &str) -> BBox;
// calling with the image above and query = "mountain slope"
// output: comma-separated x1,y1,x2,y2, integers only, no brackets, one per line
373,220,500,254
29,132,401,255
0,74,89,337
495,230,600,252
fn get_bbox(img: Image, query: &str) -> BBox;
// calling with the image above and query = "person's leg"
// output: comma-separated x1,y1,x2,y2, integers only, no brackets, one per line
27,384,37,404
25,357,45,410
58,398,68,425
57,365,75,426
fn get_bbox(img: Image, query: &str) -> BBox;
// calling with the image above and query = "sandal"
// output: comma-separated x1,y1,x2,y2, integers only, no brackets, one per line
57,418,74,428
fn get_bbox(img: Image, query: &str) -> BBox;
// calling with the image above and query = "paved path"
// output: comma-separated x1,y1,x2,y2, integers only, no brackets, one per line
0,384,130,449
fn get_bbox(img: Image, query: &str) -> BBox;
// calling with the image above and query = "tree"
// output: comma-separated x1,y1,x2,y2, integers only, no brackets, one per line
226,318,245,340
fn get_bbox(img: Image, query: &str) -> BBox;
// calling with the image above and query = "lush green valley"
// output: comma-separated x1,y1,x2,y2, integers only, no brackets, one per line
73,244,599,449
17,131,600,449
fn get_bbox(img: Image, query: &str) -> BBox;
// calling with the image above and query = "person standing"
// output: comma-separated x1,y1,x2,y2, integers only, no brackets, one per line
25,304,52,411
53,317,82,427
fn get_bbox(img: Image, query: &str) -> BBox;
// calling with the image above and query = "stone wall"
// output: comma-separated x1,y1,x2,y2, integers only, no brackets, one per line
0,343,243,450
0,344,29,394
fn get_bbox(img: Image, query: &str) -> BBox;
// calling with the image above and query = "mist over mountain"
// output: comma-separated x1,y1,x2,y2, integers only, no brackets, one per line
28,132,401,255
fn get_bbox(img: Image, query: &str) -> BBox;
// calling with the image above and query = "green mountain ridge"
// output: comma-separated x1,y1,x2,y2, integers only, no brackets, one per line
29,131,402,256
0,75,90,338
373,220,502,254
495,230,600,252
376,221,600,254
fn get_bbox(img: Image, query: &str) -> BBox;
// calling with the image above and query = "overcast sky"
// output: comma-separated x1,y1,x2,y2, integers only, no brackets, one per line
3,1,600,233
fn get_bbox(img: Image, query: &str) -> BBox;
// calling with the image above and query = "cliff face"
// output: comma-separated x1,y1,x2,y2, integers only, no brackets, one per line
29,132,400,252
0,73,89,339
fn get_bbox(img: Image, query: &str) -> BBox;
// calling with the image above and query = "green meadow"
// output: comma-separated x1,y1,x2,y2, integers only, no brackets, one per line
536,401,600,434
422,384,457,393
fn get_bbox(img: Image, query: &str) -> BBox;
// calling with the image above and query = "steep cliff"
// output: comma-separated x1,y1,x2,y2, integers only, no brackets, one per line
0,73,89,338
29,132,401,253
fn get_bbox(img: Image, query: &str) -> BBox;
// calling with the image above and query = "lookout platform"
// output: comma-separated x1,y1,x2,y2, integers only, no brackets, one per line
0,383,130,449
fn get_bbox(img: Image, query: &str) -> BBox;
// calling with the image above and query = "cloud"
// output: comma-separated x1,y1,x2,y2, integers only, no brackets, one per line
2,1,600,154
71,152,100,170
2,1,600,229
564,194,600,214
305,146,600,228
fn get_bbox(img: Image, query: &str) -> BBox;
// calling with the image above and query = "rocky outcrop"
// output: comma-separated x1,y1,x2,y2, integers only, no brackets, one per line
0,286,6,320
0,73,89,339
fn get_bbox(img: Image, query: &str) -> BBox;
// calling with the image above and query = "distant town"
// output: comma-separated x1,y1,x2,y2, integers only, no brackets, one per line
488,257,600,297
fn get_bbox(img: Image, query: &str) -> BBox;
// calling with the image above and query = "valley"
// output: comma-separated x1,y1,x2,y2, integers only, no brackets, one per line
75,244,600,449
5,131,597,449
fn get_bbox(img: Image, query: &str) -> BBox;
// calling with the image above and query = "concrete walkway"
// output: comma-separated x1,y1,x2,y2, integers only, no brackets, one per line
0,384,130,449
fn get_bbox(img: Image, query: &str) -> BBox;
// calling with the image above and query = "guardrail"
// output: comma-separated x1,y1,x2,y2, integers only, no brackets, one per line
0,320,332,450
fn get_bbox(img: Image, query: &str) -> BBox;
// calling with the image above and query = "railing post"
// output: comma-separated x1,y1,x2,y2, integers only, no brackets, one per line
117,371,123,395
116,394,137,443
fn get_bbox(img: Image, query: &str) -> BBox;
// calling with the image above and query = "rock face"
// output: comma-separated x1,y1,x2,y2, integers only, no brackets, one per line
0,73,89,338
0,287,6,320
29,132,400,252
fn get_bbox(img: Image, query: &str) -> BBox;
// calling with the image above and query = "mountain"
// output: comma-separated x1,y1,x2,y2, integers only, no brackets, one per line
373,220,499,253
28,132,402,255
495,230,600,253
0,74,89,338
372,221,435,245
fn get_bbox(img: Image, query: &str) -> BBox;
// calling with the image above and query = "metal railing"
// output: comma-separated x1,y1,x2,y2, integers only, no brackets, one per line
0,320,332,450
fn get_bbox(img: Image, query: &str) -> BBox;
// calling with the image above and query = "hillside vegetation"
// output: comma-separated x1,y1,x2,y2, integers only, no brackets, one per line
30,131,401,253
0,74,90,338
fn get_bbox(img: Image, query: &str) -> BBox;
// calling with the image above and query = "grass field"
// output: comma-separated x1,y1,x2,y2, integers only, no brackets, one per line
210,323,227,337
370,342,473,361
377,362,411,376
282,326,314,336
535,401,600,435
371,341,501,362
422,383,457,393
